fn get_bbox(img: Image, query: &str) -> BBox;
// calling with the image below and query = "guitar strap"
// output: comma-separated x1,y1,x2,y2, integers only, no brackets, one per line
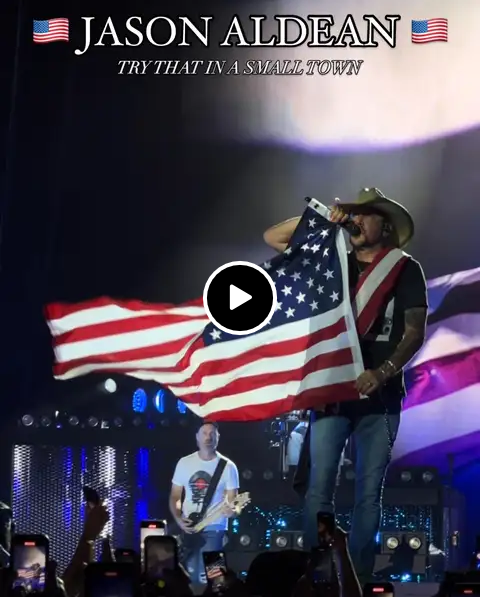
197,457,227,522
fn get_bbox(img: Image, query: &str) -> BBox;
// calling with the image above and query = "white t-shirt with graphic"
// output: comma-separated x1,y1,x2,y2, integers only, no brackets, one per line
172,452,239,531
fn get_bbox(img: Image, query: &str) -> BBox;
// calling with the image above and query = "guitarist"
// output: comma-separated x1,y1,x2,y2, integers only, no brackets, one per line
169,421,239,584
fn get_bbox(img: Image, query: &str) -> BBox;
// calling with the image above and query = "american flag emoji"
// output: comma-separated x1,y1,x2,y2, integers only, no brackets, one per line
411,18,448,44
33,18,69,44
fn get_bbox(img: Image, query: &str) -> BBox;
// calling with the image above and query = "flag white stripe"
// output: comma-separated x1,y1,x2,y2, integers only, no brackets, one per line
54,318,205,363
426,266,480,316
48,304,206,336
131,362,359,417
54,301,357,379
392,383,480,461
354,248,406,318
408,313,480,369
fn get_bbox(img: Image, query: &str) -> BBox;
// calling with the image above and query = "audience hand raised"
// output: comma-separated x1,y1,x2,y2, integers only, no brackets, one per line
82,503,110,541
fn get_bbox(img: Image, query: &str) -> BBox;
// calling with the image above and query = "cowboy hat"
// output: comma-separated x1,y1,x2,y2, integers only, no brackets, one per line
340,187,414,249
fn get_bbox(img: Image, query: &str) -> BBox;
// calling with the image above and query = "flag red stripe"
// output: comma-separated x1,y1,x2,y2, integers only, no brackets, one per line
53,316,347,385
356,257,407,335
45,296,203,320
52,312,207,347
204,381,357,421
169,318,348,389
177,347,354,405
52,334,199,377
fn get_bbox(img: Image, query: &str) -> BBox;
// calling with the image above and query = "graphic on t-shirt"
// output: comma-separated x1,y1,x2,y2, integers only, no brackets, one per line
188,470,212,508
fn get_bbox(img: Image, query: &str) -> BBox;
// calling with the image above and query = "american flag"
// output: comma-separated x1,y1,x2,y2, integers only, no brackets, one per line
18,565,44,581
45,199,407,422
33,18,69,44
393,267,480,470
411,18,448,44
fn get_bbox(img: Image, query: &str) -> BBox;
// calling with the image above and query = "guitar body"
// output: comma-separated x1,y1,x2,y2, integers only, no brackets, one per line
177,493,251,564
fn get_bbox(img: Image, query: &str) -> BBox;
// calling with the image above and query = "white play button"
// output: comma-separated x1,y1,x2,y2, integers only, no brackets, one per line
229,284,252,310
202,260,277,336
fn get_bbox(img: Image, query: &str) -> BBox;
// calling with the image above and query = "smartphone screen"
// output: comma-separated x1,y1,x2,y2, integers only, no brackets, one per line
144,536,177,580
84,563,136,597
140,520,167,550
12,536,48,593
203,550,227,592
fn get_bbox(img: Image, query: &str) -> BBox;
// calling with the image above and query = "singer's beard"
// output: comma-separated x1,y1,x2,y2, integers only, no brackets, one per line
350,234,383,250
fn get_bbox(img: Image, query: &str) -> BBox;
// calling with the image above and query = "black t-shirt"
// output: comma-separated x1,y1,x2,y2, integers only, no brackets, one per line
322,252,428,418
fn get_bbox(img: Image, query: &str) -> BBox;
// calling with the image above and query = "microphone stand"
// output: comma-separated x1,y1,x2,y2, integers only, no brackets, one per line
279,417,289,480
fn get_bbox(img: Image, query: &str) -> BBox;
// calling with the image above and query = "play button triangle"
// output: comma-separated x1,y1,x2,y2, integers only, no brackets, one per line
229,284,252,310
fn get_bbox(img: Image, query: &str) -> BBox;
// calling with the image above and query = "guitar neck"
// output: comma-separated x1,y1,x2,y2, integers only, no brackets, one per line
194,503,223,532
192,493,249,533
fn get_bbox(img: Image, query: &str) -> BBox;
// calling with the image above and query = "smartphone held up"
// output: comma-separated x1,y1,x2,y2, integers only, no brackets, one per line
11,534,49,593
144,535,178,581
84,562,137,597
203,550,228,593
140,519,167,550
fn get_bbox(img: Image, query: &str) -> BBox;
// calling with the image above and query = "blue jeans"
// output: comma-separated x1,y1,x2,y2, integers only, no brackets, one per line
303,413,400,583
184,530,225,584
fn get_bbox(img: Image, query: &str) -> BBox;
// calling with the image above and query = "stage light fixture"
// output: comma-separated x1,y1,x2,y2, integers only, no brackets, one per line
275,535,288,548
154,390,165,413
68,416,79,426
113,417,123,427
400,471,412,482
408,536,422,550
21,415,34,427
177,400,187,414
104,379,117,393
295,535,304,549
386,536,399,550
40,416,51,427
263,470,274,480
87,417,99,428
422,471,434,483
239,534,251,547
132,417,143,427
132,389,147,413
242,470,253,480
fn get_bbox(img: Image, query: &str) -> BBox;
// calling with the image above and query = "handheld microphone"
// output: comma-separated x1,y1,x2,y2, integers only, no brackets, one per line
343,219,361,237
304,197,361,237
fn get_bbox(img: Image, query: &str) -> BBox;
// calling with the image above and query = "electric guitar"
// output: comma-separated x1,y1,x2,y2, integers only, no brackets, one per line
177,492,251,559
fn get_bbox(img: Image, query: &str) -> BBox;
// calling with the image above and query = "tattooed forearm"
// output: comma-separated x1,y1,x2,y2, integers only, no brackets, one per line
383,307,427,376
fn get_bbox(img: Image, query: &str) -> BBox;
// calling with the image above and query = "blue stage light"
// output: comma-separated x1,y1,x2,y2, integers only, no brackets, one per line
154,390,165,413
177,400,187,414
132,389,147,413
